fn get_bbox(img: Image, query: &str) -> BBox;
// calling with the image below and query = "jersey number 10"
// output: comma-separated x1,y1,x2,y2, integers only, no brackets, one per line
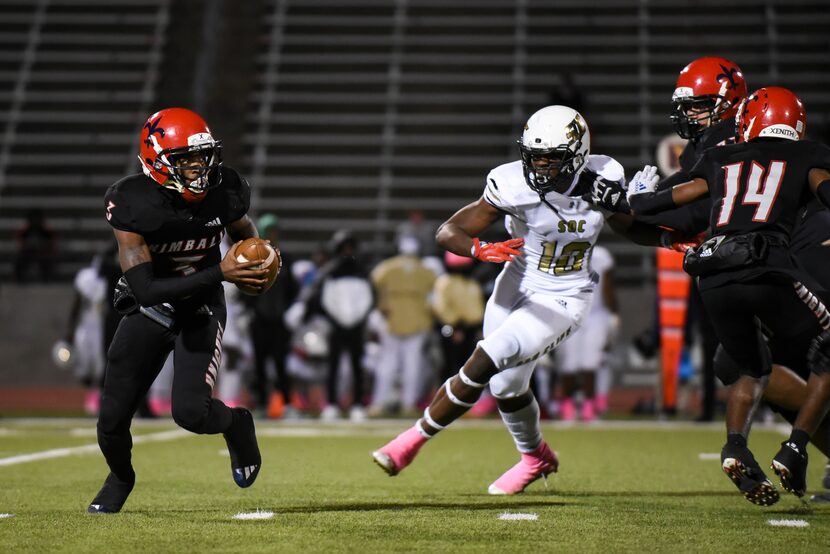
717,160,786,226
538,241,591,275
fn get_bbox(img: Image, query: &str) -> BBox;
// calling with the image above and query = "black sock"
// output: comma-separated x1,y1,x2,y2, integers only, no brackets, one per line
789,429,811,451
727,432,747,448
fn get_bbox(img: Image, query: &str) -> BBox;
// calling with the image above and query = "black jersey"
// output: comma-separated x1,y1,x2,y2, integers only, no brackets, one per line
638,118,736,233
104,166,250,279
688,139,830,288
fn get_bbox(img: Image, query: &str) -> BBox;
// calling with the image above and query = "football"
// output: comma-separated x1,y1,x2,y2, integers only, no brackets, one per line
231,237,281,295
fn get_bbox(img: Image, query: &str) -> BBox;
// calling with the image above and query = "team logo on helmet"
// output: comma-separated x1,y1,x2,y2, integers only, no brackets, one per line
566,114,587,143
715,64,739,90
143,116,165,148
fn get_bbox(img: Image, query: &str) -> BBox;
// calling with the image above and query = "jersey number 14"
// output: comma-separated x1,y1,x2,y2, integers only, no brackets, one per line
717,160,786,226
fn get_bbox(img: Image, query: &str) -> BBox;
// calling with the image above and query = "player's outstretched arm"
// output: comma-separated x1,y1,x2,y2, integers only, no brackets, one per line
436,198,523,263
114,229,266,307
628,171,709,215
606,213,705,252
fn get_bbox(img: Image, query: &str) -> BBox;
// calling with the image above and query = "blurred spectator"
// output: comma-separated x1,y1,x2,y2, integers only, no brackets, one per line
14,208,57,282
284,245,332,415
302,230,374,421
396,209,437,256
369,236,437,416
555,245,619,421
61,255,109,414
246,214,299,418
432,251,484,382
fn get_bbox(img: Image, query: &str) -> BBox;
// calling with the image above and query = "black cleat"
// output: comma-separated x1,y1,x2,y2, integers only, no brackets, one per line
224,408,261,488
822,460,830,490
87,471,135,514
771,440,808,497
721,443,779,506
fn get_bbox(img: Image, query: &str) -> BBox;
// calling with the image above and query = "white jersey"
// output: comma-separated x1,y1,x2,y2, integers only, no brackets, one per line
483,155,623,294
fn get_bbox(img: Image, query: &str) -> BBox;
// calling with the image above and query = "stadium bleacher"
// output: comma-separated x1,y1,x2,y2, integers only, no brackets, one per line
1,0,828,283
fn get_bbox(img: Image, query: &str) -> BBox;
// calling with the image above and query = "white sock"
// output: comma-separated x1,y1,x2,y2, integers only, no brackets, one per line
499,396,543,453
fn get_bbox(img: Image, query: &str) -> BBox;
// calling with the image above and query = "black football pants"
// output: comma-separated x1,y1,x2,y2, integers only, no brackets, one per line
97,307,232,481
700,277,825,381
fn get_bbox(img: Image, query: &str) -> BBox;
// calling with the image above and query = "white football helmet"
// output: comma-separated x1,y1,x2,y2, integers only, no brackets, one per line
518,105,590,195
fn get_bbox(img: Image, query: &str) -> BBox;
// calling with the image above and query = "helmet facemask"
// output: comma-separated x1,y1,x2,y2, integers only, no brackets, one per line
158,142,223,199
519,142,584,195
670,95,732,139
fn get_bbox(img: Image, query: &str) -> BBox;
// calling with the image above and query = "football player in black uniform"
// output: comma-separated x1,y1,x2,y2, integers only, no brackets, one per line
88,108,269,514
587,57,830,492
626,87,830,505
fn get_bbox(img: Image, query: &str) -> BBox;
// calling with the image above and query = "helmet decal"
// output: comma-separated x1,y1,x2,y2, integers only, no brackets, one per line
715,64,740,91
566,114,587,143
143,116,165,148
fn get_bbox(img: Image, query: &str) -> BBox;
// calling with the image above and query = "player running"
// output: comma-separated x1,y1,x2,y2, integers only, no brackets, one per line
372,105,697,495
88,108,268,513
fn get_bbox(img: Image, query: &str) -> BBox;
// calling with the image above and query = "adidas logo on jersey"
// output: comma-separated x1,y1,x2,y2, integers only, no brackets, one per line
205,217,222,227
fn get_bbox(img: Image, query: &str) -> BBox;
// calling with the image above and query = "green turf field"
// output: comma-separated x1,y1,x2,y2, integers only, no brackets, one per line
1,419,829,553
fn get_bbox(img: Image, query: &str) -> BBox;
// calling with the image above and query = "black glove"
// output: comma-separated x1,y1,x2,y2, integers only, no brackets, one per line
113,276,139,315
579,171,630,213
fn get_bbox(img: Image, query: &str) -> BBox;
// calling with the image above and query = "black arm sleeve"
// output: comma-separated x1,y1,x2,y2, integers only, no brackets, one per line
124,262,223,307
629,188,678,215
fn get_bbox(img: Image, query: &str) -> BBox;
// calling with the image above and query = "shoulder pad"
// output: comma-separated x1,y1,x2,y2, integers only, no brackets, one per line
220,166,251,223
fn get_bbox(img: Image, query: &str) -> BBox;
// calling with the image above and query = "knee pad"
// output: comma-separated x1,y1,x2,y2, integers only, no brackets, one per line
808,330,830,375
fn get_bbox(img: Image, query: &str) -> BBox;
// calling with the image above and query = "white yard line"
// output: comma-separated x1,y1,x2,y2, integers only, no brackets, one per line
767,519,809,527
0,429,189,467
499,512,538,521
233,510,274,520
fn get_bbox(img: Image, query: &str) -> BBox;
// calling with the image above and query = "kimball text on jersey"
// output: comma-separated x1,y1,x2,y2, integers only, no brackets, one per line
147,231,224,254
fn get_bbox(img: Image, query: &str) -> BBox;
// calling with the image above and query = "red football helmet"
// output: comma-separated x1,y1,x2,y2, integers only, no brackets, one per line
670,57,747,139
138,107,222,202
736,86,806,143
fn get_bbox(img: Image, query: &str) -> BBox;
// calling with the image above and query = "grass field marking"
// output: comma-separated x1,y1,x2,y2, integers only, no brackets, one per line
233,510,274,520
498,513,539,521
698,453,721,460
0,429,189,467
0,513,13,518
69,428,98,437
767,519,809,527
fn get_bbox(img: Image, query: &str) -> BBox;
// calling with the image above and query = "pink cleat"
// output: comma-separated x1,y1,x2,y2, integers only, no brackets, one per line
559,398,576,421
581,399,596,422
372,426,429,476
488,441,559,495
